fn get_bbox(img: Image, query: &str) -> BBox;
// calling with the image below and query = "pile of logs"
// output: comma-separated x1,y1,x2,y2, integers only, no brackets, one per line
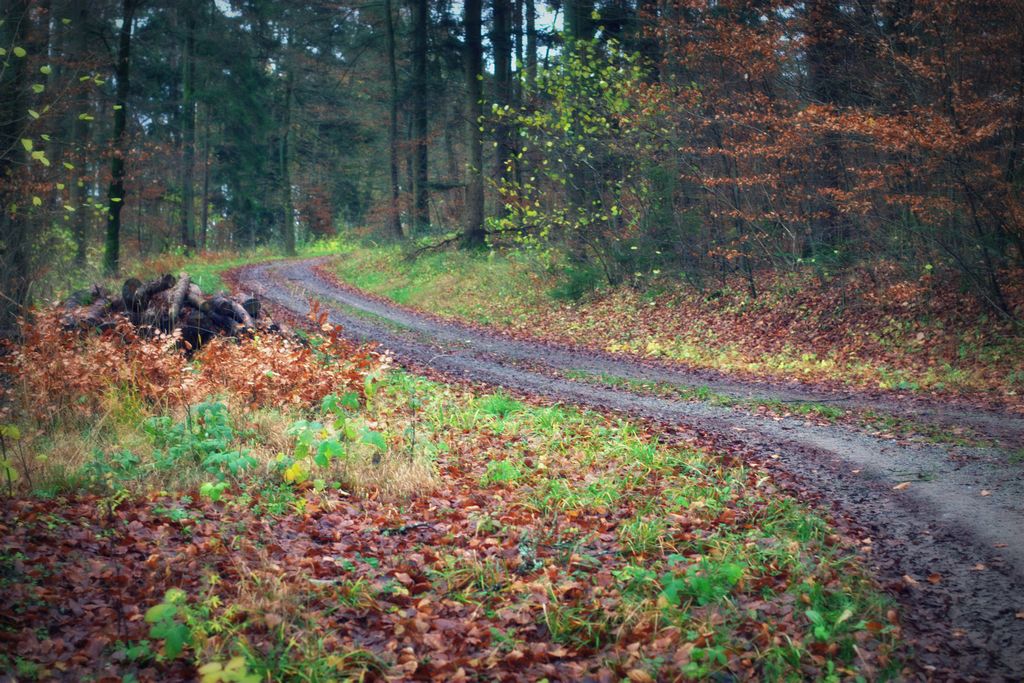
63,272,270,349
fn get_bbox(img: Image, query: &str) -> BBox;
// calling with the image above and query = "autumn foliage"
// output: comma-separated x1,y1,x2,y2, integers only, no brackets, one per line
482,0,1024,320
0,305,379,424
643,0,1024,314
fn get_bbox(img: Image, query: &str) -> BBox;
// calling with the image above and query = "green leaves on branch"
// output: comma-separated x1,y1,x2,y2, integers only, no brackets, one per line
20,138,51,167
486,39,660,268
359,429,387,452
199,481,229,502
145,589,258,679
0,459,18,485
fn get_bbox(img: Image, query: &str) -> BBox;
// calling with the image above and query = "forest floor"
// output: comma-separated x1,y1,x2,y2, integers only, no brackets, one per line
1,262,903,682
2,249,1021,681
232,255,1024,679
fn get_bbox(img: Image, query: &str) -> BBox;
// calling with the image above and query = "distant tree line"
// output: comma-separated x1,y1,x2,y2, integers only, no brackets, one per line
2,0,1022,326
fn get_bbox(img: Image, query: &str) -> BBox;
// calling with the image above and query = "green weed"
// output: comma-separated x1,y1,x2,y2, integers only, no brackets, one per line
660,557,746,607
618,515,668,556
477,392,524,418
541,593,615,649
481,459,525,486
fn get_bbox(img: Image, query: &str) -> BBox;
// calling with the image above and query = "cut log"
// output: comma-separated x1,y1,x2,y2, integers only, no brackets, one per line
61,271,278,349
63,296,113,330
121,278,142,311
240,296,260,320
130,274,176,313
167,273,191,325
65,284,107,309
200,296,251,328
140,289,171,332
107,298,126,315
201,296,233,317
226,299,254,328
205,308,239,336
178,308,223,350
186,284,205,311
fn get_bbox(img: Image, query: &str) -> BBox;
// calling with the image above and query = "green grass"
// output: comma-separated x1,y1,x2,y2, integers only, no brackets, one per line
330,241,553,325
174,255,261,293
476,391,524,418
563,367,849,422
480,459,524,486
563,369,738,407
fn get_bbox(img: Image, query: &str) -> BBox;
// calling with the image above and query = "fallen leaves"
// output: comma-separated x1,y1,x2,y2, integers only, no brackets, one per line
0,304,901,682
626,668,655,682
0,413,901,682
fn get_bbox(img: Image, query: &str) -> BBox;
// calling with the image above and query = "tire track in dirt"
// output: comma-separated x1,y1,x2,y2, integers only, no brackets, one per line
234,257,1024,680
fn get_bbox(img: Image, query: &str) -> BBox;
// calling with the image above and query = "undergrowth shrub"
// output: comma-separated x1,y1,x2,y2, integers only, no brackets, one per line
0,309,381,425
0,305,385,494
549,263,604,301
196,322,380,408
146,401,257,480
1,313,190,422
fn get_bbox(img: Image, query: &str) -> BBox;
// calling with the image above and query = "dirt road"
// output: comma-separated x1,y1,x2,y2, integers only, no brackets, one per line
234,257,1024,679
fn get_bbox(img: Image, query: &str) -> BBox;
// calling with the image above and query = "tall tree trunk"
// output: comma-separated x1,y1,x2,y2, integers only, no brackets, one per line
565,0,595,41
526,0,537,86
514,0,524,146
515,0,524,76
179,0,197,251
200,105,210,250
445,98,460,181
805,0,850,255
69,0,91,266
412,0,430,232
462,0,486,247
280,68,296,256
103,0,138,276
136,190,143,253
0,0,31,327
384,0,404,238
39,0,59,165
492,0,512,186
406,115,415,221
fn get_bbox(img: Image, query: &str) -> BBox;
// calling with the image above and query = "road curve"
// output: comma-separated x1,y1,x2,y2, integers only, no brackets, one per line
233,256,1024,679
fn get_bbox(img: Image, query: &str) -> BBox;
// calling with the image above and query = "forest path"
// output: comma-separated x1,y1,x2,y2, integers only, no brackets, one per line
234,256,1024,679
